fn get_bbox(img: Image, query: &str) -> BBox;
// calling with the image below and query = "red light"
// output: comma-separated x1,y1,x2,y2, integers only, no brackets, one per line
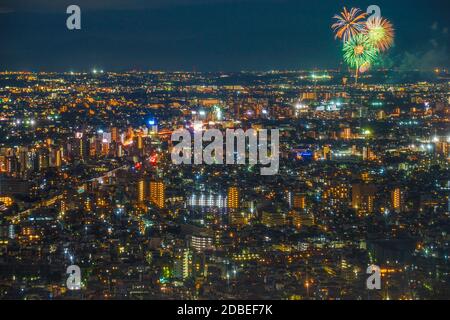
149,154,158,166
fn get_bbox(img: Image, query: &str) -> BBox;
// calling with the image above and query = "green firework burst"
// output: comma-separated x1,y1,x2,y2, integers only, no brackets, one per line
343,34,378,70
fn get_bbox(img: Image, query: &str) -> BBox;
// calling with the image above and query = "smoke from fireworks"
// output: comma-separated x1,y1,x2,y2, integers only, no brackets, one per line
332,7,367,42
364,16,394,52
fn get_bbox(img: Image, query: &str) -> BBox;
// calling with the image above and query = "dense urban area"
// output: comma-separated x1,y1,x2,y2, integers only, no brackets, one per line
0,69,449,300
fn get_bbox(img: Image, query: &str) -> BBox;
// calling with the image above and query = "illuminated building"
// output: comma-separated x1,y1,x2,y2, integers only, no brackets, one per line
19,227,40,242
101,141,109,156
341,128,352,140
70,136,89,161
436,142,449,157
149,181,165,209
361,172,371,181
376,110,386,120
80,138,88,161
18,149,28,173
392,107,401,116
288,210,315,229
8,225,15,240
0,69,448,300
189,193,226,208
0,156,6,172
84,197,92,212
323,183,350,207
137,135,143,150
352,183,377,214
293,193,307,210
261,209,286,227
0,196,13,207
50,148,62,168
233,102,241,118
227,186,239,210
323,145,332,160
230,211,251,227
59,198,67,215
189,235,213,252
232,252,260,262
362,147,375,161
173,248,191,281
111,127,119,143
391,188,404,213
38,151,49,170
301,212,314,227
227,186,242,225
288,210,302,229
301,92,317,100
137,180,146,203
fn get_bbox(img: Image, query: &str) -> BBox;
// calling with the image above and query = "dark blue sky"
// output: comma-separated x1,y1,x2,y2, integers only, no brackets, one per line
0,0,448,71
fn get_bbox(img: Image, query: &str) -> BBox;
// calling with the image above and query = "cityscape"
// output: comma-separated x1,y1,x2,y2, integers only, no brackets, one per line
0,0,449,302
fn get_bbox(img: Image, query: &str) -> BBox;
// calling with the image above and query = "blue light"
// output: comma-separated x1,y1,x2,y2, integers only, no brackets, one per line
148,119,156,126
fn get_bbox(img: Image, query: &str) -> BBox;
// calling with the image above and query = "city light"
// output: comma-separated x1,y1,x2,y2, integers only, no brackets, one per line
0,1,447,304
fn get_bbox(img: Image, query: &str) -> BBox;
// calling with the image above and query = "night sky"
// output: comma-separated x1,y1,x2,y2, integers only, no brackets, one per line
0,0,449,71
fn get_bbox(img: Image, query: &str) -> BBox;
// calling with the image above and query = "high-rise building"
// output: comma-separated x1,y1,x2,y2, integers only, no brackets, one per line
50,148,62,168
137,135,143,150
84,196,92,212
173,248,191,281
227,186,239,210
149,181,165,209
293,193,307,210
352,183,377,214
391,188,404,212
137,180,146,203
341,128,352,140
323,145,332,160
436,142,449,157
362,147,376,161
111,127,119,143
0,156,6,172
69,136,89,162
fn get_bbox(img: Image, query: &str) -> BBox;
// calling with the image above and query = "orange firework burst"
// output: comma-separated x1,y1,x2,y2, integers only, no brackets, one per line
364,16,394,51
332,7,367,42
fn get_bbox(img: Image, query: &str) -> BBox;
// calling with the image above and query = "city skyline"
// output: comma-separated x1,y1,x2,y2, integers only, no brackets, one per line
0,0,448,304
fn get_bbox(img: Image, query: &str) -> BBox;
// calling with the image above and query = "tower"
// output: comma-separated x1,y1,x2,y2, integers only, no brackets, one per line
149,180,165,209
391,188,404,213
137,179,145,204
227,186,239,210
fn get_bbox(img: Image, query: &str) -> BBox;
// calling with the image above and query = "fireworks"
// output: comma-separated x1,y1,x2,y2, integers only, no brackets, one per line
359,61,371,73
331,6,395,83
332,7,367,42
343,34,378,81
364,16,394,52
